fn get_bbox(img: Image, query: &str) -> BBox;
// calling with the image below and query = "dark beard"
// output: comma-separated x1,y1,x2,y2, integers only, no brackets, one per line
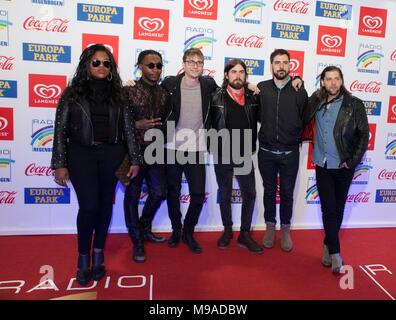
229,81,244,89
273,71,289,81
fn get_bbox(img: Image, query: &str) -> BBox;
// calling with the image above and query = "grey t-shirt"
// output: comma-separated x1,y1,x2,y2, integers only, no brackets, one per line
166,80,206,151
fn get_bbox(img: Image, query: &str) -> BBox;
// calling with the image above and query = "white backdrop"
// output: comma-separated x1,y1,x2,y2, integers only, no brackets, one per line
0,0,395,235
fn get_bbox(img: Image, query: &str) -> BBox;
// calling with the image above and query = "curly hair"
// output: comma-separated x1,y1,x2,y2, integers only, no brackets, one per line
64,44,124,106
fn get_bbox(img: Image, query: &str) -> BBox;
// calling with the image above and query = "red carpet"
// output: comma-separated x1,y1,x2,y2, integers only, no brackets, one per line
0,228,395,300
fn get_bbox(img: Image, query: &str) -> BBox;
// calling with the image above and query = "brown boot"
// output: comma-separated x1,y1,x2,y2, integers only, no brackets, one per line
280,224,293,252
262,223,276,249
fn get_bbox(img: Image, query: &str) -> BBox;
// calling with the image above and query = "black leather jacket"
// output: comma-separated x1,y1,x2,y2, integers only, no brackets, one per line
51,88,142,169
161,73,218,145
210,87,259,153
305,92,369,169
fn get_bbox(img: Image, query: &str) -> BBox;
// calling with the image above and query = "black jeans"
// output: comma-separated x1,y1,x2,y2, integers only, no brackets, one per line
166,150,206,234
258,148,299,226
68,142,126,255
124,162,166,233
214,163,256,232
315,165,354,254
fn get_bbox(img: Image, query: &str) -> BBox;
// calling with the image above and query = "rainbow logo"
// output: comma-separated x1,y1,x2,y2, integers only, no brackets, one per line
356,50,383,74
305,184,320,204
352,164,372,184
0,158,15,168
385,139,396,159
0,19,13,31
183,33,216,54
31,125,53,152
234,0,265,24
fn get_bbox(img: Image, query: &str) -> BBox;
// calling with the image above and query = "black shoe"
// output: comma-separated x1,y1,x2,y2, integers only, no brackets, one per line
217,226,233,249
144,231,166,243
132,241,146,263
182,232,202,254
237,231,263,254
92,251,106,281
76,254,92,286
167,230,181,248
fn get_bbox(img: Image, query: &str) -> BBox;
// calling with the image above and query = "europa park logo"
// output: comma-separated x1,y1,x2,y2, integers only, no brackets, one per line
29,74,66,108
133,7,169,42
358,6,387,38
184,0,218,20
317,26,347,57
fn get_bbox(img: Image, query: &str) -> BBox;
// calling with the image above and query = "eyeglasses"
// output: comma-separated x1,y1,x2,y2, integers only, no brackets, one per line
144,63,163,70
91,59,111,69
185,60,204,67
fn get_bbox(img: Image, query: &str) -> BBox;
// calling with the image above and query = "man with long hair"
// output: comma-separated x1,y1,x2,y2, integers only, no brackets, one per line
210,59,263,253
304,66,369,273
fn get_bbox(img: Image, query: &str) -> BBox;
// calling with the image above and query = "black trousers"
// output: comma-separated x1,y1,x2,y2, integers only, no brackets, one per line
315,165,354,254
258,149,299,225
214,163,256,232
124,162,166,233
68,142,126,255
166,150,206,234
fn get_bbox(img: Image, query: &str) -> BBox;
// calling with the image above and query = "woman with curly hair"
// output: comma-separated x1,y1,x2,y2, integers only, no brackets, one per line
51,44,141,286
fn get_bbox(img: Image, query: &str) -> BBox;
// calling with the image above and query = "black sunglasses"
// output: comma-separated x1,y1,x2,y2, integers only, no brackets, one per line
91,59,111,68
144,62,163,70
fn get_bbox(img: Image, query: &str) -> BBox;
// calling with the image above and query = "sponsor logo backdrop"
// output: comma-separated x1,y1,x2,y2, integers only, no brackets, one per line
0,0,395,235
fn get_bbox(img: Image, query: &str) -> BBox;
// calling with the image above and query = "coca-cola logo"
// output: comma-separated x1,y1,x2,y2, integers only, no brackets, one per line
273,0,309,14
138,17,164,32
180,192,209,203
25,163,55,177
0,117,8,131
378,169,396,180
188,0,213,10
363,15,383,29
346,192,370,203
226,33,264,48
349,80,382,93
321,34,342,48
23,16,69,33
391,50,396,61
0,56,14,71
289,59,299,72
0,191,16,204
33,84,62,99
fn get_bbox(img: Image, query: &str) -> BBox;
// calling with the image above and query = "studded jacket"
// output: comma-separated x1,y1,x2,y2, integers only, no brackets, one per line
51,88,142,169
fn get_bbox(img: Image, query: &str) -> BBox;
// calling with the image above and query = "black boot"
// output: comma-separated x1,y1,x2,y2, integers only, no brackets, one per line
129,227,146,263
182,232,202,254
167,229,182,248
92,251,106,281
143,230,166,243
76,254,92,286
140,218,166,243
237,231,263,254
217,226,233,249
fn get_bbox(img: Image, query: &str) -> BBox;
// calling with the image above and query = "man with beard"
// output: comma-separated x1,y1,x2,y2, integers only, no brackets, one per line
257,49,308,252
304,66,368,273
210,59,263,253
